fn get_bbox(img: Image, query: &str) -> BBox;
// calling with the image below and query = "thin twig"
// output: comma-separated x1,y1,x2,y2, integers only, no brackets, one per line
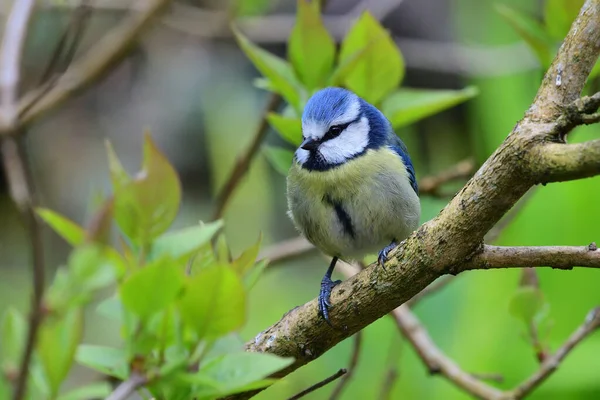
17,0,171,127
105,372,147,400
0,0,36,132
329,332,362,399
419,158,476,196
212,93,281,220
258,236,314,264
508,307,600,399
287,369,347,400
378,368,398,400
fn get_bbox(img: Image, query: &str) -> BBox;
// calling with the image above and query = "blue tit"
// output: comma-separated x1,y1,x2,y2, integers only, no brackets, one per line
286,87,421,325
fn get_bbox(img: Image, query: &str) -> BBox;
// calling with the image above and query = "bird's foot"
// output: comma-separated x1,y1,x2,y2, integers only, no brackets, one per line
318,275,341,326
378,241,398,270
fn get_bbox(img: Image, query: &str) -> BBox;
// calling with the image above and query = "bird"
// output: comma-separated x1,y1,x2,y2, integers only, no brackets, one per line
286,87,421,325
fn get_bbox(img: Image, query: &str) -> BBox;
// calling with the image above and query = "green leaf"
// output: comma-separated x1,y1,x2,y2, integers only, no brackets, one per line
544,0,584,41
36,208,85,246
267,113,303,146
114,133,182,246
45,245,118,311
37,309,84,396
215,234,231,264
339,12,404,105
231,0,272,16
148,221,223,262
509,286,547,325
232,26,303,113
328,31,387,86
105,139,131,192
177,266,246,339
1,307,26,372
232,233,262,275
84,198,114,245
188,352,294,397
288,0,336,89
381,86,479,129
76,345,128,379
263,146,294,176
495,4,554,67
57,382,112,400
243,259,269,290
120,257,184,319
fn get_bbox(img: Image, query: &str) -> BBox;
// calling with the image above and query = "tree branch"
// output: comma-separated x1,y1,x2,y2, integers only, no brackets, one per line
418,158,475,196
235,2,600,396
459,244,600,273
287,369,347,400
105,372,147,400
508,307,600,399
531,139,600,183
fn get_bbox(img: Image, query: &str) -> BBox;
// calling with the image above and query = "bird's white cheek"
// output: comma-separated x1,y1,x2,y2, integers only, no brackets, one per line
295,148,309,165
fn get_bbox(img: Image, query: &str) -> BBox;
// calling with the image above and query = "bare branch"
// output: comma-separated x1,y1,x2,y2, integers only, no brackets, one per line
16,0,170,128
378,368,398,400
258,236,314,264
212,94,281,220
287,369,347,400
0,0,35,131
392,305,504,399
460,244,600,273
418,158,476,196
507,307,600,399
105,372,147,400
531,139,600,183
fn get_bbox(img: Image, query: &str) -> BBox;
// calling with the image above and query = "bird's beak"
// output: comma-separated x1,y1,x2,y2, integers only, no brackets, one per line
301,138,320,151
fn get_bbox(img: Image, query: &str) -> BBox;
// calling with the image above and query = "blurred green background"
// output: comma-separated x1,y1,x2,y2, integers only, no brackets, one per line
1,0,599,398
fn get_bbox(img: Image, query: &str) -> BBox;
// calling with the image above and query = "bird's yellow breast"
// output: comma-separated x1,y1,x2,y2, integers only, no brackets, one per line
288,148,408,198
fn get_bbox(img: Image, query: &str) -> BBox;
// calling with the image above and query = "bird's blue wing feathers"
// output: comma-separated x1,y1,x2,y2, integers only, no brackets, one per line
388,136,418,195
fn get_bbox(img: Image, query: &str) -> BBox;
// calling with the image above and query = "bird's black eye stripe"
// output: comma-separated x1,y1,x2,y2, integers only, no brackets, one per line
323,122,351,141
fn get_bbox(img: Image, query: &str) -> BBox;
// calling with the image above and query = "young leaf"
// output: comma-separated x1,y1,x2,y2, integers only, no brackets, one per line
495,4,554,67
288,0,336,89
544,0,584,41
232,26,303,113
509,286,547,325
113,133,182,246
37,309,84,396
148,220,223,262
96,295,122,322
57,382,112,400
232,233,263,275
267,113,303,146
105,140,131,192
177,266,246,339
0,307,26,372
120,257,184,319
243,259,269,290
84,198,114,245
192,352,294,397
36,208,85,246
76,345,128,379
381,86,479,129
328,31,386,86
263,146,294,176
339,12,404,105
215,233,231,264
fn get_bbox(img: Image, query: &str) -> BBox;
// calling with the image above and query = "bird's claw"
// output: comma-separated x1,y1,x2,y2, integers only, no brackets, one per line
378,242,398,270
318,276,341,326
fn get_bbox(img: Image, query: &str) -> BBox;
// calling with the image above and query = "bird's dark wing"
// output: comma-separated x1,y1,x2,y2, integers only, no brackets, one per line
388,135,418,195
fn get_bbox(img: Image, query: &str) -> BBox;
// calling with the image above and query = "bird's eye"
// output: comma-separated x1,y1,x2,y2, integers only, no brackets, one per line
325,125,343,139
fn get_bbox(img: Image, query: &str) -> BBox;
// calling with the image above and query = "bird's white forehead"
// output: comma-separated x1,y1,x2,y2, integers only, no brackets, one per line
302,97,361,140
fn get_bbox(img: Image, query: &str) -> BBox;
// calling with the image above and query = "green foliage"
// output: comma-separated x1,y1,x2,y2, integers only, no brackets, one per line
509,286,548,326
35,208,85,246
288,0,336,90
2,134,283,399
381,86,480,129
234,0,478,175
